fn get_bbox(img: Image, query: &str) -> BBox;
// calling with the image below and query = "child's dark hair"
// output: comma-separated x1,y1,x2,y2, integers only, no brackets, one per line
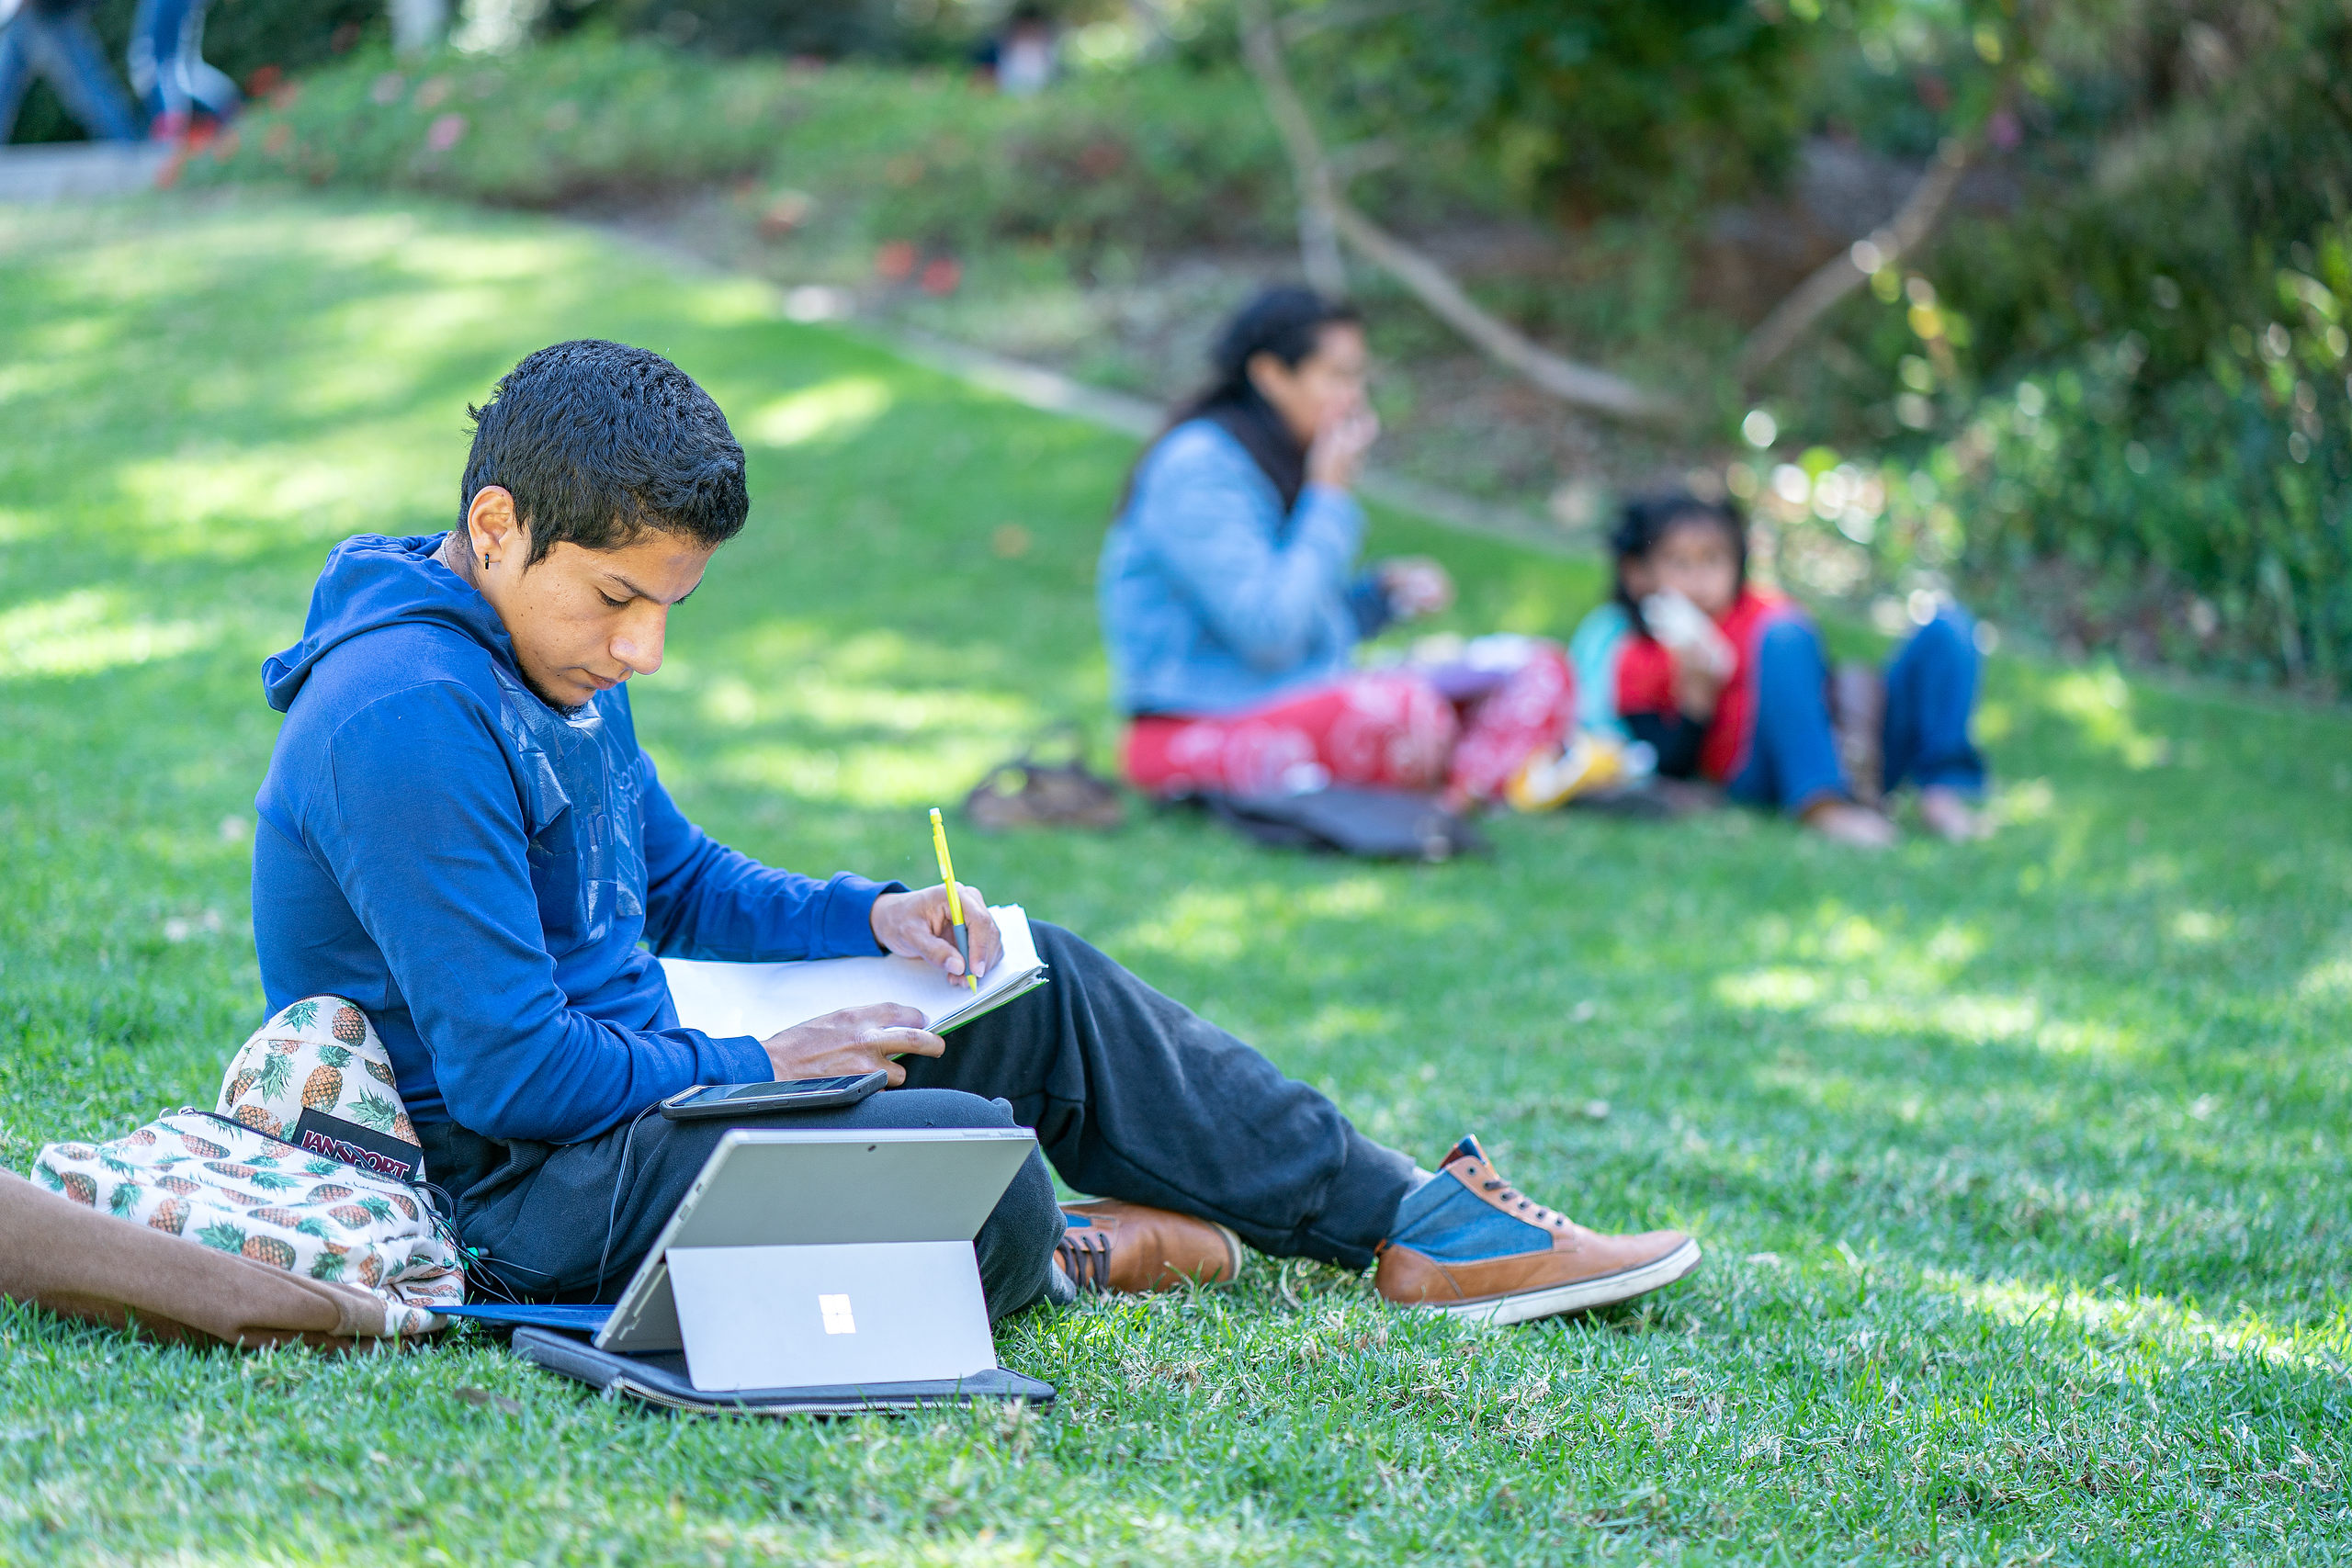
1609,491,1748,624
460,340,750,567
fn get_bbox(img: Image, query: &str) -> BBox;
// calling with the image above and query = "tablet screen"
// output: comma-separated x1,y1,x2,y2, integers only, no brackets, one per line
701,1076,867,1103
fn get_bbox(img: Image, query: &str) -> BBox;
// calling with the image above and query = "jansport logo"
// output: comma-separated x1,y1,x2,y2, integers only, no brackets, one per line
291,1110,418,1183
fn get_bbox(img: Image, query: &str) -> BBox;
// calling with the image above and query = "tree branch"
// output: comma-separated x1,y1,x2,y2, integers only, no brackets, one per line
1238,0,1348,298
1238,0,1675,423
1735,137,1973,387
1325,205,1674,421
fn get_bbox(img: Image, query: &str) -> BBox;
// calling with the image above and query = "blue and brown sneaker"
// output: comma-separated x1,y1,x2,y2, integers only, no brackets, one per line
1374,1136,1699,1325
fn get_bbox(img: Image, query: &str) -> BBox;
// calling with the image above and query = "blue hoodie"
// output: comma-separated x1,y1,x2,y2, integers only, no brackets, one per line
253,534,899,1144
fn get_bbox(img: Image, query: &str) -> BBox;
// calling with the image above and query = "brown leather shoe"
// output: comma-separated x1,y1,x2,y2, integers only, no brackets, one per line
1056,1200,1245,1294
1374,1136,1699,1325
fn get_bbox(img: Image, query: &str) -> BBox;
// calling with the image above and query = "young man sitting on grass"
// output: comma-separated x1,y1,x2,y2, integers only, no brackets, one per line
250,339,1702,1324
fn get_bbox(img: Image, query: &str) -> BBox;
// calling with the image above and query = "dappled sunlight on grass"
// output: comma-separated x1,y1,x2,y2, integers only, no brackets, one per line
1934,1269,2352,1373
113,443,434,555
386,226,605,285
5,195,2350,1564
1985,774,2055,826
2042,664,2163,761
1716,966,1825,1010
697,732,1041,810
1120,886,1254,964
1822,995,2131,1057
2298,938,2352,1002
0,587,219,682
747,375,895,446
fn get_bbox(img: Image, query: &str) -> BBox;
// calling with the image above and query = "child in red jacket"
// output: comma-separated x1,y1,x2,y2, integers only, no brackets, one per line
1568,492,1986,845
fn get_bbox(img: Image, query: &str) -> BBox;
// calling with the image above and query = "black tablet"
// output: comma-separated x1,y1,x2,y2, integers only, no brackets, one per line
659,1071,888,1122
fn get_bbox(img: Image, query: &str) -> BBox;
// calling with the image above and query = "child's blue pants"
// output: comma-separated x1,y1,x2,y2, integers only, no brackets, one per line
1728,607,1985,814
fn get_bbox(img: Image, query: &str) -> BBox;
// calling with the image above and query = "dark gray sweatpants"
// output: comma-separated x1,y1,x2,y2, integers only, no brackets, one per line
417,922,1417,1319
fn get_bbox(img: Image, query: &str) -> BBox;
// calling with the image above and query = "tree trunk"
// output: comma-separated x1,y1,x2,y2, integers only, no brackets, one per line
1736,138,1973,387
1237,0,1673,423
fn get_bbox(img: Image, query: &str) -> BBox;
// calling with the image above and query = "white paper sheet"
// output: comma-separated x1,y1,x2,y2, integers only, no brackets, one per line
660,904,1046,1041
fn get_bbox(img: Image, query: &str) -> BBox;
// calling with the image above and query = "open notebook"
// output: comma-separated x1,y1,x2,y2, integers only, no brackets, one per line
660,905,1048,1042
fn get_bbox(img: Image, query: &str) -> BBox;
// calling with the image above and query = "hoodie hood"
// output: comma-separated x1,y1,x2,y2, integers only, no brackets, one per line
264,533,516,713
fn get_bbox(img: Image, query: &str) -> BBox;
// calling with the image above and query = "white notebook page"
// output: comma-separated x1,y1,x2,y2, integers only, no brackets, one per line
660,905,1045,1040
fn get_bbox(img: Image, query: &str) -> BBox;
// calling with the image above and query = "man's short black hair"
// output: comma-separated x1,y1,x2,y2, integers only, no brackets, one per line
459,340,750,567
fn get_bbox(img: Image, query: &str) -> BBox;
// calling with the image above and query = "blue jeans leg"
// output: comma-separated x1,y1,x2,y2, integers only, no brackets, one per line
3,13,141,141
1727,618,1849,814
131,0,236,123
0,22,29,141
1883,608,1986,795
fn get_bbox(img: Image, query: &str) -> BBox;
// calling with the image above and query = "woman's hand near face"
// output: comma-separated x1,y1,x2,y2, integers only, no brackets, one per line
1306,406,1380,491
1378,556,1455,619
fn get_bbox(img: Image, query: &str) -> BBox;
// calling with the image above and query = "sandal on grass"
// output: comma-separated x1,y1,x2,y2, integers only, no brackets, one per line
964,726,1125,831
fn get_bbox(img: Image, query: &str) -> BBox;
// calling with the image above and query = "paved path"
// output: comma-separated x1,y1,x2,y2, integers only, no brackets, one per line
0,143,169,202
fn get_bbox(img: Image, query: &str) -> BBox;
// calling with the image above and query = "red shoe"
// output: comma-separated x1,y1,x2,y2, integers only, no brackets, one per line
1374,1136,1699,1325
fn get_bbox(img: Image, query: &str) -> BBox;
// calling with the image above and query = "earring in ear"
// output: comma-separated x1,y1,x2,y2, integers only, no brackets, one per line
483,552,492,570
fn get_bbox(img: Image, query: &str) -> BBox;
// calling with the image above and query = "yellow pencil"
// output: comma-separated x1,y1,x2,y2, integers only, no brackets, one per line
930,807,978,990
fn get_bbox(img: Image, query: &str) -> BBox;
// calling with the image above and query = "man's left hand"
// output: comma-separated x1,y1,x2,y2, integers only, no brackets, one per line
871,885,1001,982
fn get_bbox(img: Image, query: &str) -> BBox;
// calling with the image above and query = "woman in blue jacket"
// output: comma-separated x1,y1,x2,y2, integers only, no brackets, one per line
1100,288,1580,811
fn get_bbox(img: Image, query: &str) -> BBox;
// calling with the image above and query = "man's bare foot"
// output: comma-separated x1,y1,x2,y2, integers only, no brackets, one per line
1803,797,1897,848
1918,785,1986,841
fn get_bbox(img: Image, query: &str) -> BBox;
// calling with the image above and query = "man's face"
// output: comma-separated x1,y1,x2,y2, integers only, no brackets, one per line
462,488,716,708
1650,517,1741,619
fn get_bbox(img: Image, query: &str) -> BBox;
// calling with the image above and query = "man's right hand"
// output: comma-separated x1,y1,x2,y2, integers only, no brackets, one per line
760,1004,943,1087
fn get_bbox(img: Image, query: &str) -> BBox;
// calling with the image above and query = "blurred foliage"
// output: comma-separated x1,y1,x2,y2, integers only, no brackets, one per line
113,0,2352,695
1747,0,2352,694
1288,0,1813,218
187,39,1480,260
190,39,797,202
560,0,909,59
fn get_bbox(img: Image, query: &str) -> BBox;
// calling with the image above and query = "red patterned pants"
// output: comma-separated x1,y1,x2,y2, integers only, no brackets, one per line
1122,641,1577,807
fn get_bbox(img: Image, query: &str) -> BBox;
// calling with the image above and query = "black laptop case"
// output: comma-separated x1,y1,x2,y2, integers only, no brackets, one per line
511,1326,1057,1415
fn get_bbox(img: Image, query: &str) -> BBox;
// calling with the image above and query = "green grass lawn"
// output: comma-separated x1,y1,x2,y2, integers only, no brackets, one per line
2,191,2349,1566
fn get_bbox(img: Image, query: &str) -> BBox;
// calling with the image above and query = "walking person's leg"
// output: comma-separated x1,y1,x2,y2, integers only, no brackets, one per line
0,19,35,143
128,0,187,130
41,7,142,141
170,0,238,122
1882,605,1987,839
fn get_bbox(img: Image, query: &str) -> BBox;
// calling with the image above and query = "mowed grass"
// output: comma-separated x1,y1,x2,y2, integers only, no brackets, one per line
2,192,2349,1566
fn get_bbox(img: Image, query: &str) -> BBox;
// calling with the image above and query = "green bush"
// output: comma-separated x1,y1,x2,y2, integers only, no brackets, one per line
1750,245,2352,694
187,38,793,203
188,39,1323,261
1948,257,2352,691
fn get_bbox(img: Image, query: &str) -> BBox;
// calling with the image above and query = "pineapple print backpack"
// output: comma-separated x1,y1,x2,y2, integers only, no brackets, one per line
28,996,462,1337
